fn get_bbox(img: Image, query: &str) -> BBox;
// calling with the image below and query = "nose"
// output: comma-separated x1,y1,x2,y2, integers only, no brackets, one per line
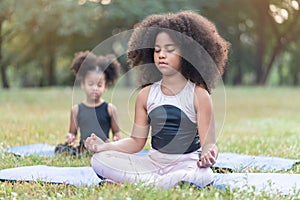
92,85,98,90
158,49,166,59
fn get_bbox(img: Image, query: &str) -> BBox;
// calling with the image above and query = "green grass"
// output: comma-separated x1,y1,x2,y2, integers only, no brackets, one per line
0,86,299,199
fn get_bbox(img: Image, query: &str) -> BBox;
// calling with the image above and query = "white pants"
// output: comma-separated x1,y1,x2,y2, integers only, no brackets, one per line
91,149,214,189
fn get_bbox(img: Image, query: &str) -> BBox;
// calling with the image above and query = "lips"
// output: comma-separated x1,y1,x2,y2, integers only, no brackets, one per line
92,93,99,97
158,61,168,66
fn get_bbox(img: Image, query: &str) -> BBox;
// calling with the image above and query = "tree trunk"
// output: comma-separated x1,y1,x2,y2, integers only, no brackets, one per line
1,65,9,88
292,73,299,86
278,65,283,86
291,58,300,86
254,0,267,85
47,48,56,86
0,20,9,88
255,30,265,84
233,60,242,85
260,44,281,84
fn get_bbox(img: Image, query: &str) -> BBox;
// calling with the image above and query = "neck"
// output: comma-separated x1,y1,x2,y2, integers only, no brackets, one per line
84,98,103,107
161,72,187,86
161,73,188,95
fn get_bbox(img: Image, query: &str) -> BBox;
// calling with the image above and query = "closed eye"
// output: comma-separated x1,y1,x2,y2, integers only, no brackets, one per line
154,44,176,53
154,46,161,53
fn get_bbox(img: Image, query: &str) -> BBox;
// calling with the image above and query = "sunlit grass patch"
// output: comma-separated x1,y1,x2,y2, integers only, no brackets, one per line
0,86,299,199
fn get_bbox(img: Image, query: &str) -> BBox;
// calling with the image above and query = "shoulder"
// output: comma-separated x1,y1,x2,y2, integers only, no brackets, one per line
107,102,117,116
71,104,79,113
194,86,212,110
137,85,152,100
194,85,210,97
135,85,152,108
71,104,79,117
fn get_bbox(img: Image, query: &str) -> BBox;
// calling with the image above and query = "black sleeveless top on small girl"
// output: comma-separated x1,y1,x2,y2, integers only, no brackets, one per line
77,102,111,147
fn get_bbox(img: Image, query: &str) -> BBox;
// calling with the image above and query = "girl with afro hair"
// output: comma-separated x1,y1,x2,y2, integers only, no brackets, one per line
63,51,122,154
85,10,230,188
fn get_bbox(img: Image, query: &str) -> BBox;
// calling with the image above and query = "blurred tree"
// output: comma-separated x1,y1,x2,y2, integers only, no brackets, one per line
201,0,256,85
1,0,300,87
289,42,300,85
0,0,15,88
7,0,98,87
253,0,300,84
203,0,300,85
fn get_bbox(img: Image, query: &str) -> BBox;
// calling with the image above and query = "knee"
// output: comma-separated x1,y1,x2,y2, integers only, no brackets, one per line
198,167,214,186
91,152,110,176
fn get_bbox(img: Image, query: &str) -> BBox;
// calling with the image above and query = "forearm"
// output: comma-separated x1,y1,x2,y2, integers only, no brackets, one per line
94,136,146,153
201,143,218,154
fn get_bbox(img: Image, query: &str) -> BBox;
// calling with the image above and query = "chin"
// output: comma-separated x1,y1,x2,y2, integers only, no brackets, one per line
90,96,100,101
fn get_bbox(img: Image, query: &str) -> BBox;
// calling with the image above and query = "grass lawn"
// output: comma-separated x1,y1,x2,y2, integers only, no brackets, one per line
0,86,299,199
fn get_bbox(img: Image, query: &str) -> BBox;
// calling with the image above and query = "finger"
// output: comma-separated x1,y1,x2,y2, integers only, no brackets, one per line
84,140,88,148
203,156,212,167
197,159,209,168
84,140,91,149
197,160,202,168
92,144,99,152
208,149,217,165
203,153,213,167
208,155,216,165
200,155,207,167
210,148,216,158
200,152,208,162
197,160,205,168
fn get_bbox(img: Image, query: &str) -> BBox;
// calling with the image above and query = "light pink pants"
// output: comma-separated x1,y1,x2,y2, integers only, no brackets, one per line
91,149,214,189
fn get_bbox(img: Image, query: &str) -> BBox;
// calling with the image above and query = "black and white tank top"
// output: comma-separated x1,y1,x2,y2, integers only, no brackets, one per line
147,80,200,154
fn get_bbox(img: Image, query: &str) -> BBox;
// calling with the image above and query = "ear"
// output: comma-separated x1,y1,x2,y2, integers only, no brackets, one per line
80,81,85,89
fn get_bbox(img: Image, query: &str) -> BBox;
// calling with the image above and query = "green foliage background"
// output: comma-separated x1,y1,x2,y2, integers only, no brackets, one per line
0,0,300,88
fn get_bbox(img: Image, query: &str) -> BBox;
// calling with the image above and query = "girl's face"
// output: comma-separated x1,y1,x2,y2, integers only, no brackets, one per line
81,71,107,102
154,32,181,76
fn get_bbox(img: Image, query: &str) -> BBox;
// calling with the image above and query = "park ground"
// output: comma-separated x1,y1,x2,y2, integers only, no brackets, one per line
0,86,299,199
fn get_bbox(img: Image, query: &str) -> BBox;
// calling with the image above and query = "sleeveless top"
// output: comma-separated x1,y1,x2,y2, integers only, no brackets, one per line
77,102,111,144
147,80,200,154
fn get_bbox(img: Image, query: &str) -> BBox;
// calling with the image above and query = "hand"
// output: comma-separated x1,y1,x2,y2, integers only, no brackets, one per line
84,133,105,153
197,144,218,168
65,133,76,145
113,132,122,141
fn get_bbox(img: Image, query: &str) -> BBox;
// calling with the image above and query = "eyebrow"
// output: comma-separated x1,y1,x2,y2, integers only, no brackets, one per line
154,44,176,47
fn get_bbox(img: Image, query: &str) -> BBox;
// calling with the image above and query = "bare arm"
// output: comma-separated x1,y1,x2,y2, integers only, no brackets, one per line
107,103,122,141
194,87,218,168
85,87,151,153
65,105,78,145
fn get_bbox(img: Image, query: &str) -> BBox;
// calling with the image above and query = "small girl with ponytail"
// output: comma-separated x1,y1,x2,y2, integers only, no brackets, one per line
62,51,122,154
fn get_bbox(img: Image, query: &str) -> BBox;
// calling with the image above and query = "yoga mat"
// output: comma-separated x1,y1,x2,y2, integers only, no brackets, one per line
214,152,300,172
4,144,55,157
4,144,299,171
213,173,300,196
0,165,101,187
3,144,148,157
0,165,299,195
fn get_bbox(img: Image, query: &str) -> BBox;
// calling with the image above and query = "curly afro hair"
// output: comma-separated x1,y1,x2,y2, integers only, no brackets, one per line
70,51,120,86
127,10,230,92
